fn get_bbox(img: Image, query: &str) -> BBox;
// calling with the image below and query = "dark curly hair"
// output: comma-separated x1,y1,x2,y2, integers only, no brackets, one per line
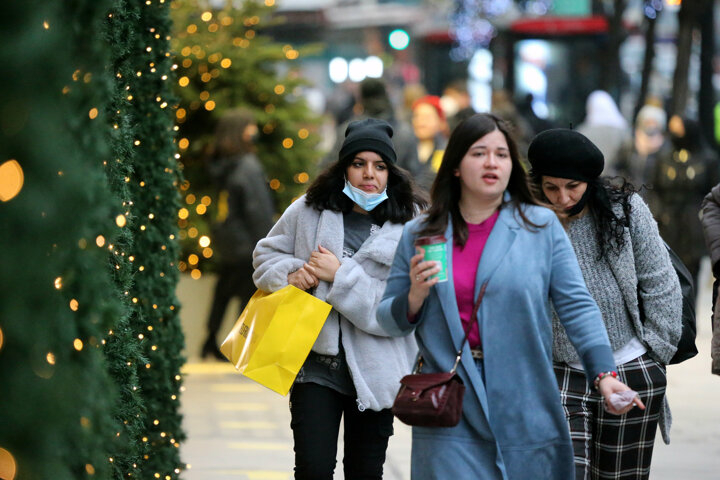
533,175,638,260
304,155,428,224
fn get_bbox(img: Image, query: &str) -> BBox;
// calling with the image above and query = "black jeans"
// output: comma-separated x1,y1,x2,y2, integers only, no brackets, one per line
204,259,255,346
289,382,394,480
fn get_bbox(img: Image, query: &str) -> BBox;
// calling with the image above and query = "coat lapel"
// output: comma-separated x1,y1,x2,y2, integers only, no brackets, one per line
435,205,520,353
315,209,344,259
474,204,518,288
445,203,521,436
435,221,464,350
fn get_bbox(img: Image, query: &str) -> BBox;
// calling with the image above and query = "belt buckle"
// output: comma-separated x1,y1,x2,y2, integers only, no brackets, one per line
470,348,484,360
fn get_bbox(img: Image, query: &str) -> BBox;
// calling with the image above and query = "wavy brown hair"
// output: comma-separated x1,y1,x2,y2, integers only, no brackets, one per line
417,113,542,245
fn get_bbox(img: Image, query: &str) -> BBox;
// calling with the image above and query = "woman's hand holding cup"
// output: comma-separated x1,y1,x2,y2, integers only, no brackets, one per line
408,248,441,316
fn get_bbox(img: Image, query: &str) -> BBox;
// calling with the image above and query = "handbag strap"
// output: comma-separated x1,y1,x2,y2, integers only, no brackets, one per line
450,281,488,373
414,281,488,375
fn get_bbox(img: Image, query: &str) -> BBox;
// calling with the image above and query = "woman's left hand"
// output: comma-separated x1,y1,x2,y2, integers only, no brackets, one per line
305,245,341,282
598,376,646,415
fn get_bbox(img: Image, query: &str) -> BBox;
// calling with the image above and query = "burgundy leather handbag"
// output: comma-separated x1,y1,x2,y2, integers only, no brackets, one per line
392,283,488,428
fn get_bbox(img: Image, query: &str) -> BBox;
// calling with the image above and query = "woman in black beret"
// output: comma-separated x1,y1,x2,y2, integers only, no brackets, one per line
528,128,683,480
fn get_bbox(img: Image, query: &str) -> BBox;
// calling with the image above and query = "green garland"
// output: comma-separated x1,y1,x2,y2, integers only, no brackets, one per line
111,1,187,478
0,1,123,478
103,1,150,477
0,2,185,478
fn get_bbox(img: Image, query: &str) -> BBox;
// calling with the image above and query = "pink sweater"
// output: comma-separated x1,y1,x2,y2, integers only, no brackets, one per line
452,211,499,349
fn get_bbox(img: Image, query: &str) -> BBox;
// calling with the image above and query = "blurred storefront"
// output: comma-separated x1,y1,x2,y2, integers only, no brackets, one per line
263,0,713,130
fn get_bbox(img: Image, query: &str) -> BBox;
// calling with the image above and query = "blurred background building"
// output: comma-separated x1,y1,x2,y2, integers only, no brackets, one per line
263,0,717,135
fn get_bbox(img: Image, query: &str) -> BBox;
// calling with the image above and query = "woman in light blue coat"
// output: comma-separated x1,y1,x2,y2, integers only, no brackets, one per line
377,113,641,479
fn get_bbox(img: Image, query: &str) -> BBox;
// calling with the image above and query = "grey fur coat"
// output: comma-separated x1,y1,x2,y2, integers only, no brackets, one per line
252,195,417,411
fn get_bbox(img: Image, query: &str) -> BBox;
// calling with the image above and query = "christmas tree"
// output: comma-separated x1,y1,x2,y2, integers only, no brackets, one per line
170,0,322,276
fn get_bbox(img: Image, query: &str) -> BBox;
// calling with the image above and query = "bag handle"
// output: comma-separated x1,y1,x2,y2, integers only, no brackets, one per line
414,281,489,375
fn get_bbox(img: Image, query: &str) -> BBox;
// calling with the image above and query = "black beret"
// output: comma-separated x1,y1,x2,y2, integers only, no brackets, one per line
339,118,396,165
527,128,604,182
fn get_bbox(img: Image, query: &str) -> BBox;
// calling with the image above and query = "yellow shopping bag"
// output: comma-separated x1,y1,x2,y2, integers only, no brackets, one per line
220,285,331,395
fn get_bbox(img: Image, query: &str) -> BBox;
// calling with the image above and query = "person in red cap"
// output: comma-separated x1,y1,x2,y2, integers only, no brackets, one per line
411,95,449,193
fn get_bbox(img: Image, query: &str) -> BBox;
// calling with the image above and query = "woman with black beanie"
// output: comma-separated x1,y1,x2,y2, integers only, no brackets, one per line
528,128,683,479
253,118,427,479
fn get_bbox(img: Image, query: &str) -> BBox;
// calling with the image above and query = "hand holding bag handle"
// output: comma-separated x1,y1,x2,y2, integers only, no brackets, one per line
392,282,488,427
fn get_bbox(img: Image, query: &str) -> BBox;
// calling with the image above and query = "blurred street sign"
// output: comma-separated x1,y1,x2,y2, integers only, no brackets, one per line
553,0,591,16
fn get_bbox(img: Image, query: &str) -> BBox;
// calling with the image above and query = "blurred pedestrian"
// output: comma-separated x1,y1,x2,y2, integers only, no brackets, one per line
577,90,633,177
647,115,720,285
253,118,427,479
202,108,275,359
617,104,668,187
321,78,418,174
529,128,682,479
700,184,720,376
441,79,476,132
377,113,639,479
491,88,534,159
400,82,427,124
411,94,449,193
517,92,554,135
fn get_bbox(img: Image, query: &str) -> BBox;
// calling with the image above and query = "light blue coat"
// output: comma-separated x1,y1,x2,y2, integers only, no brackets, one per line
377,199,616,479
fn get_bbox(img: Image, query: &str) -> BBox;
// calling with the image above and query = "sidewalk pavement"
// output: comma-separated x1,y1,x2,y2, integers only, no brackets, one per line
178,264,720,480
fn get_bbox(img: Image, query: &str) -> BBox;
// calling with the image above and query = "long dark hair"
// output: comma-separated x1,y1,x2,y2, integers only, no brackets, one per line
418,113,542,245
532,175,637,260
304,155,428,224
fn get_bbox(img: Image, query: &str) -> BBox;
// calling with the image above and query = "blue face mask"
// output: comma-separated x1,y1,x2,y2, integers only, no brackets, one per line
342,180,388,212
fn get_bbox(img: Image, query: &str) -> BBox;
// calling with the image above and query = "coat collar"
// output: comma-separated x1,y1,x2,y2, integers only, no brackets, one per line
314,208,401,266
435,198,519,338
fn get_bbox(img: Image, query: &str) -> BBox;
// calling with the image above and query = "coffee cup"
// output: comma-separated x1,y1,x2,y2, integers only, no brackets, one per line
415,235,448,282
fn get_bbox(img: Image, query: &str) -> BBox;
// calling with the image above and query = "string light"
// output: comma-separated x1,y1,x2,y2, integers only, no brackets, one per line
0,159,24,202
0,447,17,480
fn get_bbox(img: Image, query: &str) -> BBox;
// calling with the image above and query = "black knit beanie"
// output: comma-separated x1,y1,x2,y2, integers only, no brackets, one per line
527,128,604,182
339,118,397,165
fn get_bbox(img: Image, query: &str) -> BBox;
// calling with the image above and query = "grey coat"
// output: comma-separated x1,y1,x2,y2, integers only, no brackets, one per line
556,194,682,364
252,195,417,411
701,183,720,375
557,193,682,443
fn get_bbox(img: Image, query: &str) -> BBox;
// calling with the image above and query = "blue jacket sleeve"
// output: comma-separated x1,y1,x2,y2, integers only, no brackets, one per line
377,223,418,337
547,216,615,382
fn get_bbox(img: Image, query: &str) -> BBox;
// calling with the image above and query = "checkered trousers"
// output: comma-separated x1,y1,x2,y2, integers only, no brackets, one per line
553,354,667,480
